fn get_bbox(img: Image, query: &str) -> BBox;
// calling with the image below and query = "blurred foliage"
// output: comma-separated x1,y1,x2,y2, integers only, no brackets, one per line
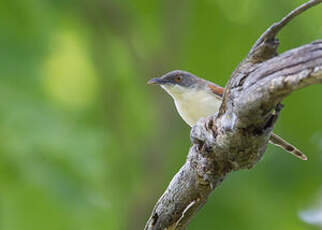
0,0,321,229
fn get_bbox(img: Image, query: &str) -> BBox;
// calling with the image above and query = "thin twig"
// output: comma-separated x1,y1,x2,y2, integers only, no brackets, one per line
249,0,322,55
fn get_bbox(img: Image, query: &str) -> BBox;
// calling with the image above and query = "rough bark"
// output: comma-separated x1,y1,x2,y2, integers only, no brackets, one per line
145,1,322,229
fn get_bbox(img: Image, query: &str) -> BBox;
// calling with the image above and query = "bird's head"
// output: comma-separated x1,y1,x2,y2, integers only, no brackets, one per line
147,70,204,97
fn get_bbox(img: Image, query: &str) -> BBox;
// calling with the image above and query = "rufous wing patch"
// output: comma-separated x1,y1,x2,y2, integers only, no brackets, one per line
208,83,224,98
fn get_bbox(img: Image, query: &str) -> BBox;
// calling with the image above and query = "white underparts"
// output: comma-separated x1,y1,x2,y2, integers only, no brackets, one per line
162,85,222,127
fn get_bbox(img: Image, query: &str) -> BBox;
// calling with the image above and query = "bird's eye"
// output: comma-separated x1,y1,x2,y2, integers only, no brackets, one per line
175,75,183,82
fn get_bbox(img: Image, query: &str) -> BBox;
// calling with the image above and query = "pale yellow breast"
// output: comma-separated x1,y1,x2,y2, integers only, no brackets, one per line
163,85,222,127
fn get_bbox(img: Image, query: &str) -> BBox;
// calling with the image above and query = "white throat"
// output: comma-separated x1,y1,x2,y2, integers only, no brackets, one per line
162,85,222,127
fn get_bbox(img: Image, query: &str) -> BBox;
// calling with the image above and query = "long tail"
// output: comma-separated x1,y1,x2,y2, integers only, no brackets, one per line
269,133,308,160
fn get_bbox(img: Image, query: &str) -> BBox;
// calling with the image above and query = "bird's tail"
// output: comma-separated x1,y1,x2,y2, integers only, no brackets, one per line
269,133,307,160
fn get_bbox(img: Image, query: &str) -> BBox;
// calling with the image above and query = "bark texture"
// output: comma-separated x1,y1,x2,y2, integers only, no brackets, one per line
145,1,322,229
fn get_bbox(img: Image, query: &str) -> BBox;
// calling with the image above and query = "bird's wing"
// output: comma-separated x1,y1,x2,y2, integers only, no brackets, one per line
208,83,224,98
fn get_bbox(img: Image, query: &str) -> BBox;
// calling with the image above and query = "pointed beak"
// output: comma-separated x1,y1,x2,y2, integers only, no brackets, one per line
147,77,164,85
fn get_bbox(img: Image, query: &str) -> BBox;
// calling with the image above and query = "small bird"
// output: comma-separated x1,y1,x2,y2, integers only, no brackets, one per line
148,70,307,160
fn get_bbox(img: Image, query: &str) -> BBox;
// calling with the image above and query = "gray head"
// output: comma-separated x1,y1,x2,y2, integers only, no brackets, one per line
147,70,203,89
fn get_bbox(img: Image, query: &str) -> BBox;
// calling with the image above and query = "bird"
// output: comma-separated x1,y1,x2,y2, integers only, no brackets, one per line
148,70,307,160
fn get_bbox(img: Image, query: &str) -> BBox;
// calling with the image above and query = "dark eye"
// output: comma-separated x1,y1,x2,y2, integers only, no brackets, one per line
175,75,183,82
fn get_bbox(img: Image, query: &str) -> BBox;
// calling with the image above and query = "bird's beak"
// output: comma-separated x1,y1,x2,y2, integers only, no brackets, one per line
147,77,164,85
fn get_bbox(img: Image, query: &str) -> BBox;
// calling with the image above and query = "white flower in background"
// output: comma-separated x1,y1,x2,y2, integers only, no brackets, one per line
299,209,322,226
299,190,322,227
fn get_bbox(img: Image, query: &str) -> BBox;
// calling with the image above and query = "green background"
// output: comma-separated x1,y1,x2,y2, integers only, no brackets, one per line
0,0,322,229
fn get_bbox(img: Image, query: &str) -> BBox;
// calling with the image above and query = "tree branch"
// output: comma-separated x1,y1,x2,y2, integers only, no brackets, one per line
145,1,322,229
249,0,322,58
